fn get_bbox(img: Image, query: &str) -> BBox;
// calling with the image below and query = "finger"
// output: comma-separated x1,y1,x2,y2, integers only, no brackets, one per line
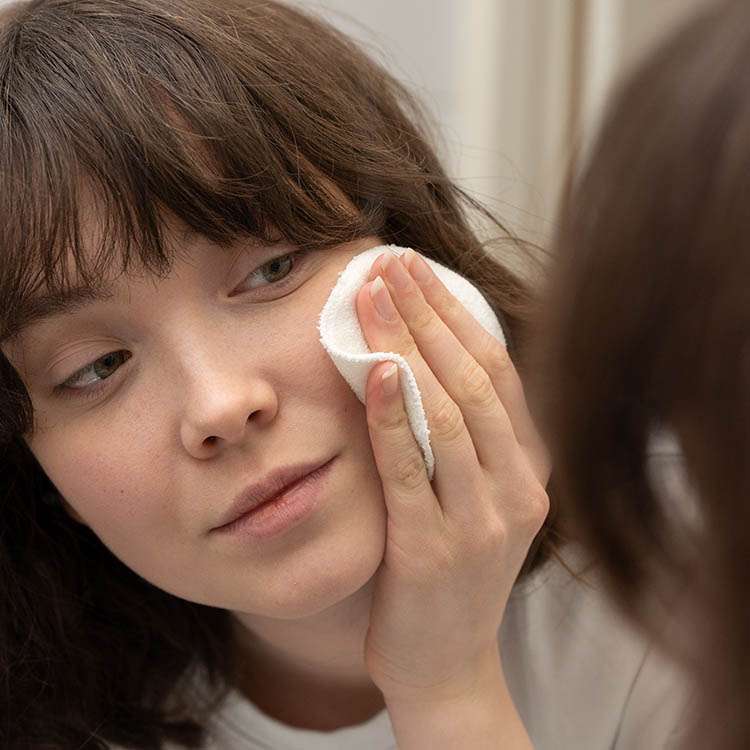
364,360,444,533
357,275,485,519
364,251,521,477
400,249,551,485
366,252,386,282
366,251,538,456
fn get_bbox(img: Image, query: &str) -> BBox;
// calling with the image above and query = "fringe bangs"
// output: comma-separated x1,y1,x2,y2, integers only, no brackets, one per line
0,0,377,339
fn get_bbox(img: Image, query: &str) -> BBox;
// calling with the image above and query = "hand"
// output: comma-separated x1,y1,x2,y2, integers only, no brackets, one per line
355,248,550,709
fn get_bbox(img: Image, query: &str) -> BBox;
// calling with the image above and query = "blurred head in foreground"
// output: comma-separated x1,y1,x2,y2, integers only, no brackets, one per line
541,1,750,747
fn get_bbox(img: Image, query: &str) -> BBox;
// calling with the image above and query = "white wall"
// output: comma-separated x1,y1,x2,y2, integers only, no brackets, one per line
302,0,715,246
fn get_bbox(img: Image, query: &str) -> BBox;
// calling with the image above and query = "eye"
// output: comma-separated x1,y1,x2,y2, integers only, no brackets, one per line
231,249,311,297
256,255,294,285
61,350,132,391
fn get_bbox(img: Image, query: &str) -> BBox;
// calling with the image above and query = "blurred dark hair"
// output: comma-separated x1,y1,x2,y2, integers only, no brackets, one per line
540,1,750,747
0,0,557,747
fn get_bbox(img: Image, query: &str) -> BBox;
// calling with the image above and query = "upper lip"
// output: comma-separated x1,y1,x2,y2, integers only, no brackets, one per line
211,458,332,531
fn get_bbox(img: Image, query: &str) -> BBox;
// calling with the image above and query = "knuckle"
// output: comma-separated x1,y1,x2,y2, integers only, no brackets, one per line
521,483,550,530
394,329,420,362
369,402,411,435
436,287,463,320
484,516,508,545
484,337,512,376
387,450,427,492
458,357,496,409
429,398,464,442
409,302,437,338
479,518,508,554
458,512,507,564
531,485,551,521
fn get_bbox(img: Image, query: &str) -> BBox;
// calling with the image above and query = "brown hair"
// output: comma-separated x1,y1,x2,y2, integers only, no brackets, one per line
540,0,750,747
0,1,556,747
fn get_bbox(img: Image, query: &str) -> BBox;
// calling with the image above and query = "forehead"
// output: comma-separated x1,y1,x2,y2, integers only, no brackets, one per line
2,218,285,343
0,185,151,339
0,216,193,342
4,284,115,342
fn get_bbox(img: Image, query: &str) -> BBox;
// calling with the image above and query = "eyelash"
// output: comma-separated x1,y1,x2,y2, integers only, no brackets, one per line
53,249,312,400
54,350,133,401
231,248,311,297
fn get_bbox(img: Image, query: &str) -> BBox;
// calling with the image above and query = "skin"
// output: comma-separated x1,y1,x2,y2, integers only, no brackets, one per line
5,228,549,747
9,234,388,620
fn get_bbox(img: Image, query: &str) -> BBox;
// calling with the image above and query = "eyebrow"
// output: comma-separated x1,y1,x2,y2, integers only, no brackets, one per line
6,285,114,340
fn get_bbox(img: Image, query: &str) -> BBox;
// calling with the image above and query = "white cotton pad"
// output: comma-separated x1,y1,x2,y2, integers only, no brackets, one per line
317,245,506,481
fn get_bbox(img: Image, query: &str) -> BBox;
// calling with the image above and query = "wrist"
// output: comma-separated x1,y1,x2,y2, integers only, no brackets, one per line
383,649,533,749
377,642,503,705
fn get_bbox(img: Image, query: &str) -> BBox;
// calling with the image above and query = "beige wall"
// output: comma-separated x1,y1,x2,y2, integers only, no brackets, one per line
304,0,716,247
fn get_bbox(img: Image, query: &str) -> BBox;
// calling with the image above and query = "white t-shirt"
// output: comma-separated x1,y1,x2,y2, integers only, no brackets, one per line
187,550,686,749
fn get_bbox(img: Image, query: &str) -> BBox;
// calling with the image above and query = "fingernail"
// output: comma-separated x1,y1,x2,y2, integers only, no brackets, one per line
381,362,399,396
382,250,411,290
403,248,432,283
370,276,396,321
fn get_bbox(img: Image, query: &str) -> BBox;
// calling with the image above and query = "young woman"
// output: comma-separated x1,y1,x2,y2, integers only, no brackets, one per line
0,1,685,748
541,1,750,748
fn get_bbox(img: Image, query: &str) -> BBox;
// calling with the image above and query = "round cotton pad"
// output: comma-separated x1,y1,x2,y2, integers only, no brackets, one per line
317,245,506,480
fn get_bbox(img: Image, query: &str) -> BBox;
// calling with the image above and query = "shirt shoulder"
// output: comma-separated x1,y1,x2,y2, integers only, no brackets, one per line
501,543,689,749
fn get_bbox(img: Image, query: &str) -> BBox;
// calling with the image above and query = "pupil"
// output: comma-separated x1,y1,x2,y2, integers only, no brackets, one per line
263,255,292,281
93,352,125,380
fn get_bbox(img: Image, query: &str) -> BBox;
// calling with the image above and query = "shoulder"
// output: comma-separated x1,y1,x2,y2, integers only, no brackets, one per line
500,544,690,749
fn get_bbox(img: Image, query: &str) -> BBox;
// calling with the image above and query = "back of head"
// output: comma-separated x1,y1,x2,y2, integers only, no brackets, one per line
541,1,750,747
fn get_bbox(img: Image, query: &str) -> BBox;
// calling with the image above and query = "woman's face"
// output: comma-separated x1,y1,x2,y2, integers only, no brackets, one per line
5,231,388,618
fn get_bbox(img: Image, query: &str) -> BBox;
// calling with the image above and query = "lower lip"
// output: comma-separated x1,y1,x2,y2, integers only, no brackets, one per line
214,460,333,541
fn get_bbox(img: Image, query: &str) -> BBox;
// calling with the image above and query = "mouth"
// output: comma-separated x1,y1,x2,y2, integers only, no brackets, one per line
211,457,335,537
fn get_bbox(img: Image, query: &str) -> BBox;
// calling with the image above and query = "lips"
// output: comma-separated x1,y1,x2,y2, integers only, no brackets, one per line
211,458,333,531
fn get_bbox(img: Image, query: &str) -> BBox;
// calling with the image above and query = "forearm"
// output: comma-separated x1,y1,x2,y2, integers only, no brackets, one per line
384,648,533,750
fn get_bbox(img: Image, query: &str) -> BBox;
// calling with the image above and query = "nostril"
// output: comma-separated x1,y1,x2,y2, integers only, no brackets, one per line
204,436,218,446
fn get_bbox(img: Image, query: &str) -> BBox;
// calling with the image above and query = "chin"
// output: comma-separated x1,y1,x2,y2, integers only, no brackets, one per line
146,546,380,618
253,473,388,620
258,537,385,620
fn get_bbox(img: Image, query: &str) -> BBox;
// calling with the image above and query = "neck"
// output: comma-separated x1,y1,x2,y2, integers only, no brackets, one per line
231,577,385,730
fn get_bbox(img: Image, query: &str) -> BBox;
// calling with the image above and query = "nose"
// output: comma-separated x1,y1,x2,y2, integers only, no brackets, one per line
178,358,279,460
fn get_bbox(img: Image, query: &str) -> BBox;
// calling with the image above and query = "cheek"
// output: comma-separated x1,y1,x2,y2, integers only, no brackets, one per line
30,419,189,592
288,308,371,434
271,272,371,420
30,415,167,530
